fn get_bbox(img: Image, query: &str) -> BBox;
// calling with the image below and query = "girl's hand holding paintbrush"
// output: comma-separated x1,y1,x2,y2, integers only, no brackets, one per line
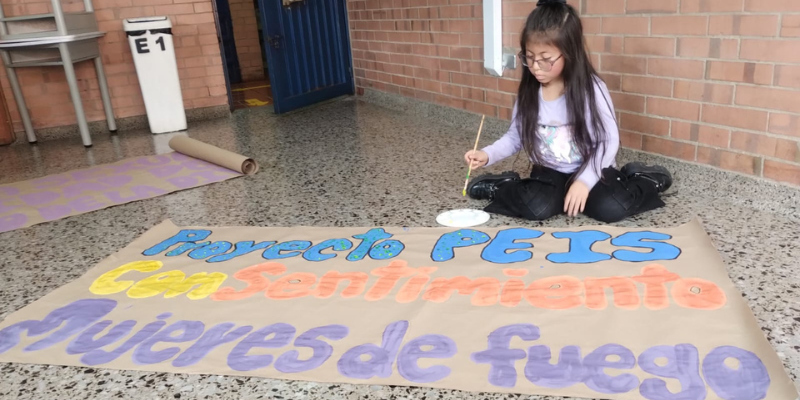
464,150,488,169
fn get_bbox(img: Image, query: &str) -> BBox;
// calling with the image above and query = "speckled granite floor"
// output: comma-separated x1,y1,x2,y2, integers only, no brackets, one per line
0,97,798,400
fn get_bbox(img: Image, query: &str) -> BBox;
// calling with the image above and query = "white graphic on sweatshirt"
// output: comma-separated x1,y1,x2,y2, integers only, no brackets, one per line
537,124,582,164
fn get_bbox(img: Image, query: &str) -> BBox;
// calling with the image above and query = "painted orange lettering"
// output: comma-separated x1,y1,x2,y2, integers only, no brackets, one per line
314,271,369,299
396,267,437,303
423,276,500,306
525,276,582,309
365,260,417,301
500,269,529,307
266,273,317,300
211,262,286,301
632,264,680,310
503,268,529,277
671,278,727,310
584,277,640,310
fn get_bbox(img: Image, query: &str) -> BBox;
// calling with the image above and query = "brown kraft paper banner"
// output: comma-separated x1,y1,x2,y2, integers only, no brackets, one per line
0,219,796,400
169,136,259,175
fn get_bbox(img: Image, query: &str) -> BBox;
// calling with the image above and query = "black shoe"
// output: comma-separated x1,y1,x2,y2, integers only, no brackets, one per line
621,162,673,193
467,171,520,201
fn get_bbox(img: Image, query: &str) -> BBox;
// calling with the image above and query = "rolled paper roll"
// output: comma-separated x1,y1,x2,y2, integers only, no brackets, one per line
168,136,259,175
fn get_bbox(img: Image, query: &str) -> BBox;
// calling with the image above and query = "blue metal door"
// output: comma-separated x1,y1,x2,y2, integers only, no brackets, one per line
258,0,354,114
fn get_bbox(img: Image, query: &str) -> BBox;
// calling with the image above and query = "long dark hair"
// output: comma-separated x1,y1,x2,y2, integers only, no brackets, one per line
516,1,609,181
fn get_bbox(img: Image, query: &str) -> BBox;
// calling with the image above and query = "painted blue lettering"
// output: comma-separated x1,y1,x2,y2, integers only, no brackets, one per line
303,239,353,262
347,229,392,261
368,240,404,260
142,230,212,256
547,231,612,264
611,232,681,262
188,241,233,260
262,241,312,260
481,228,543,264
431,229,491,262
207,241,276,263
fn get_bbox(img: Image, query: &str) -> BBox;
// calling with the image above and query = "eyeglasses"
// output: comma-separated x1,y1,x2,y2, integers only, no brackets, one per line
518,52,563,72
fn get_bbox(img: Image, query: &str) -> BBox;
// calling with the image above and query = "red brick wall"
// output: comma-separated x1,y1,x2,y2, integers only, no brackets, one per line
229,0,264,82
347,0,800,186
0,0,228,133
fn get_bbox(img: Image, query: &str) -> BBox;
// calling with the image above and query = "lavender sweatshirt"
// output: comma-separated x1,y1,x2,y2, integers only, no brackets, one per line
482,78,620,189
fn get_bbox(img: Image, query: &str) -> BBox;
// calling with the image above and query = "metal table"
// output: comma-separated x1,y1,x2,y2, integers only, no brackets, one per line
0,0,116,147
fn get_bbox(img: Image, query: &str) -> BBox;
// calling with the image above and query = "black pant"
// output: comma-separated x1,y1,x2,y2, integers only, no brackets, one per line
484,165,665,223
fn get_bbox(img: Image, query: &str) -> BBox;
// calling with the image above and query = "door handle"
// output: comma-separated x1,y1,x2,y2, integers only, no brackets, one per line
267,35,282,49
282,0,303,6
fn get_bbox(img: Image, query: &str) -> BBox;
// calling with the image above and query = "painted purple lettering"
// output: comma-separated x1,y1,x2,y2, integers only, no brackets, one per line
66,320,136,355
524,345,584,388
397,334,457,383
62,182,107,198
167,176,199,190
97,175,133,188
172,323,253,368
0,213,27,233
638,344,705,400
702,346,769,400
148,165,184,178
207,241,277,263
470,324,540,388
132,320,205,365
68,196,106,213
80,313,172,365
275,325,349,373
20,191,59,206
337,321,408,379
583,344,639,394
227,323,296,371
142,229,212,256
38,204,72,221
136,155,172,166
0,299,116,354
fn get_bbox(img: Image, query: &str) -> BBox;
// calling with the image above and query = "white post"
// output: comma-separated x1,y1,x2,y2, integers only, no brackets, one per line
483,0,503,77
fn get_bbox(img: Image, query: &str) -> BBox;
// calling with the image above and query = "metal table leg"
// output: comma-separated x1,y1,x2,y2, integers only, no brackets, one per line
58,42,92,147
1,53,36,144
93,56,117,133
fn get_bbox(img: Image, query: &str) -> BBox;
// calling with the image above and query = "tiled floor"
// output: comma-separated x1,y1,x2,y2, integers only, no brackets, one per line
231,79,273,110
0,97,798,399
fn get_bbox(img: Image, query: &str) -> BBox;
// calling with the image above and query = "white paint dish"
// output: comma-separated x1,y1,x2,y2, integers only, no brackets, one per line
436,209,491,228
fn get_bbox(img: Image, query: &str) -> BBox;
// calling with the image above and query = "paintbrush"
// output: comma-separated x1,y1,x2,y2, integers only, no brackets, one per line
462,115,486,196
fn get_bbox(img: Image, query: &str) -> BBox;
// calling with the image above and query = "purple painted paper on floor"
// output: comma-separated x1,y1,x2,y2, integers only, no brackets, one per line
0,152,240,233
